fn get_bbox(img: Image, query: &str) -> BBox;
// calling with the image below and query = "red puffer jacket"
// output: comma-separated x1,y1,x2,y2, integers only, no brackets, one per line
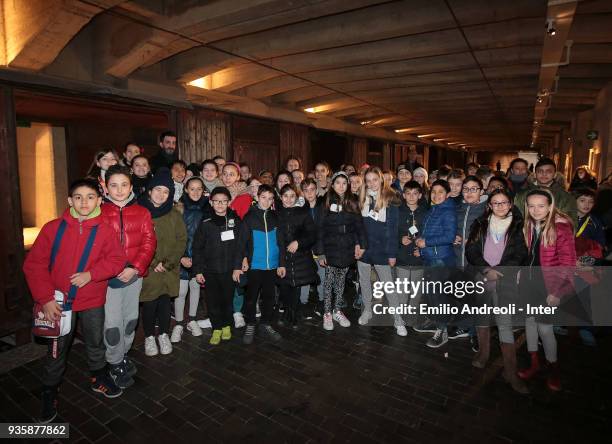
528,217,576,300
23,209,126,311
101,198,157,277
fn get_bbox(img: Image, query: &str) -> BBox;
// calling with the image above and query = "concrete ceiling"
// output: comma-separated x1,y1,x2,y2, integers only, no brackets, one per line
2,0,612,152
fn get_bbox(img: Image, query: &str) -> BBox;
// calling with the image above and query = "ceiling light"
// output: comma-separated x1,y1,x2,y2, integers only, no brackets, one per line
546,19,556,37
537,96,544,103
304,107,316,113
394,128,411,133
188,76,212,89
361,120,372,126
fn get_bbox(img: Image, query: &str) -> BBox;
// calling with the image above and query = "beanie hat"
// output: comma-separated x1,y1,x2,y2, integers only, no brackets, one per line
147,167,175,194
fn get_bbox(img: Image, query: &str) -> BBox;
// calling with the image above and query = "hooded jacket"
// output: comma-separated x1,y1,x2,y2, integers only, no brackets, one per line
420,198,457,264
23,209,126,311
236,205,285,270
178,193,209,279
454,195,488,267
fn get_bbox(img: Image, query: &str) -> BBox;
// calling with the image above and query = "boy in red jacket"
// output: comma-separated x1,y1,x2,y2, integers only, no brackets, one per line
23,179,127,423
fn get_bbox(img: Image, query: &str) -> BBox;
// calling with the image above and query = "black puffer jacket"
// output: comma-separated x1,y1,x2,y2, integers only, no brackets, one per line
192,210,242,274
397,203,427,266
315,204,367,268
465,213,527,294
276,205,318,287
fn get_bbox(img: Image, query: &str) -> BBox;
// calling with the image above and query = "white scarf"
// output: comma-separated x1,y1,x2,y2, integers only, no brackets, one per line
361,189,387,222
488,213,512,244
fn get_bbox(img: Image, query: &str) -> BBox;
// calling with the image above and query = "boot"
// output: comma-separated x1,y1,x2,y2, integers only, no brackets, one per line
518,351,540,380
471,327,490,368
546,360,561,391
500,343,529,394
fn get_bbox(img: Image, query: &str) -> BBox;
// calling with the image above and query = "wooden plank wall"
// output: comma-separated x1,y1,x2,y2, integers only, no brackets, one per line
178,108,232,164
279,123,310,171
350,137,368,168
0,86,28,337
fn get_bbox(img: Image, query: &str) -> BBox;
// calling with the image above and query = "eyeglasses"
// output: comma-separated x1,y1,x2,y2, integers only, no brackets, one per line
211,200,229,204
490,201,510,207
462,186,481,193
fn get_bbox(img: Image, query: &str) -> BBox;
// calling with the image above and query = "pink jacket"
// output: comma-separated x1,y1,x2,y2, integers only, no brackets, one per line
528,217,576,299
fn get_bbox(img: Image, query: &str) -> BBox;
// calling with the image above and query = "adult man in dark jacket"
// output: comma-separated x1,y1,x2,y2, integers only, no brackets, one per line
150,131,178,174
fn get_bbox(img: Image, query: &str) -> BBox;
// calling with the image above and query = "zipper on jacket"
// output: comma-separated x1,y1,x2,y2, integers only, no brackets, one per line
264,209,270,269
460,206,470,267
119,206,125,245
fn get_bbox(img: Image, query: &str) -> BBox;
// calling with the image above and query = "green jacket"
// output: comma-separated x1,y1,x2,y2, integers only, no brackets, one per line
141,208,187,301
514,181,577,225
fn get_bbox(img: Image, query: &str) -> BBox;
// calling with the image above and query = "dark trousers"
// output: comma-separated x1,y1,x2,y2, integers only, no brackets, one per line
42,306,106,387
142,295,171,337
245,269,276,324
279,284,301,314
204,272,234,330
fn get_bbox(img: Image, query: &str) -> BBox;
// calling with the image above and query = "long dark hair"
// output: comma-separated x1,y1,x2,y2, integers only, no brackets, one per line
467,189,521,245
326,174,360,214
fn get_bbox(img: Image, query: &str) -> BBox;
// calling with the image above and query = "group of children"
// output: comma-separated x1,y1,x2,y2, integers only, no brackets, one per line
24,148,607,423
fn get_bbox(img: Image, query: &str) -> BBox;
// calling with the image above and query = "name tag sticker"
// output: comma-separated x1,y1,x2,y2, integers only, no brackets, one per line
409,225,419,235
221,230,234,241
368,210,379,221
330,204,342,212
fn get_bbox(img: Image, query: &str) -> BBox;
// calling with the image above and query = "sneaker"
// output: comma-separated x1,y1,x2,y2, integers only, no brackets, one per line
91,373,123,398
323,313,334,331
186,320,203,337
233,312,246,328
426,328,448,348
123,355,137,377
158,333,173,355
221,326,231,341
554,326,569,336
332,310,351,328
413,319,437,333
109,363,134,389
470,335,479,353
170,324,184,343
301,303,313,320
358,310,372,326
210,330,222,345
197,318,212,329
448,327,470,340
395,325,408,337
243,324,256,345
144,336,158,357
39,386,58,423
259,324,282,342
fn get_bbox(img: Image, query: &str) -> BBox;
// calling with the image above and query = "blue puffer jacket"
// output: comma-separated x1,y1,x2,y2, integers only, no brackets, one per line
361,204,399,265
180,194,209,279
420,198,456,264
454,196,488,267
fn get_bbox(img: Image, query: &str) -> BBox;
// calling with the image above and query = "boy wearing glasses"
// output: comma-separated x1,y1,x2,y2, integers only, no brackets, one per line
192,187,242,345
